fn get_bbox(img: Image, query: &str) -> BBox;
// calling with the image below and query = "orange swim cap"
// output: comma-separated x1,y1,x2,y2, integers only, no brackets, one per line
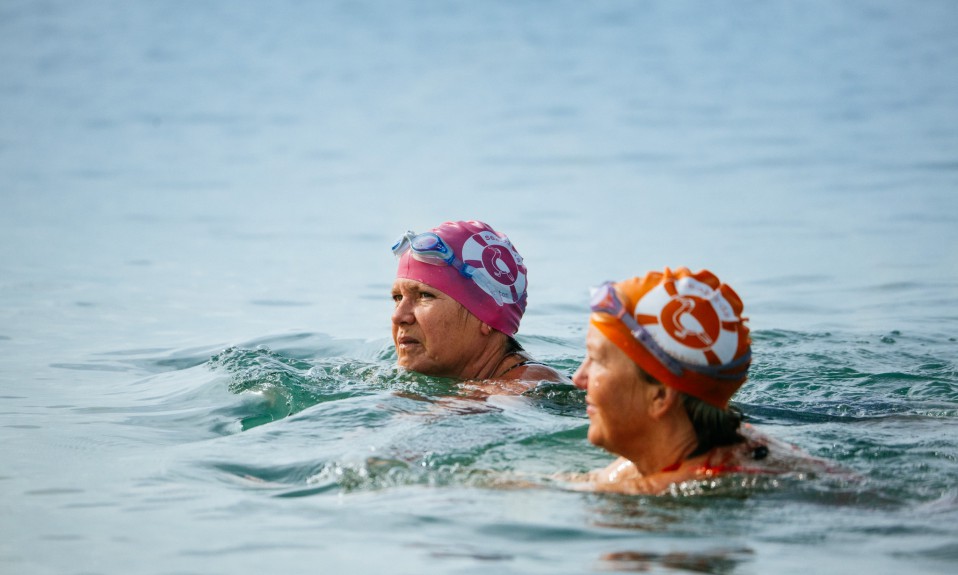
590,268,751,409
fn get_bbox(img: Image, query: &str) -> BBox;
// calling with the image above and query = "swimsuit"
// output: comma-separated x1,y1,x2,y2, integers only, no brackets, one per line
661,444,770,476
496,356,547,378
695,444,770,476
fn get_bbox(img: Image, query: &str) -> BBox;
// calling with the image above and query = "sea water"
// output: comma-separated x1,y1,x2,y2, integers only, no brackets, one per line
1,1,956,573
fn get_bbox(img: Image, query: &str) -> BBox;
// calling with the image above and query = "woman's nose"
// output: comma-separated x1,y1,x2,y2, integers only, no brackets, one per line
572,360,588,390
391,297,414,325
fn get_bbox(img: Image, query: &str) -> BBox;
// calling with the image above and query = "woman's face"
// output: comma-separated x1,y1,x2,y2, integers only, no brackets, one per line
391,278,485,378
572,326,652,454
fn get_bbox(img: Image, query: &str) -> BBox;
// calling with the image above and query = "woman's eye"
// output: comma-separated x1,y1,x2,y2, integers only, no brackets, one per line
585,351,601,366
391,293,402,303
419,292,435,299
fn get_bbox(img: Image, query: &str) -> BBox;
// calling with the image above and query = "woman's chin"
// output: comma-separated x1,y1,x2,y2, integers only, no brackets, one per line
586,429,603,449
397,356,435,376
397,357,416,371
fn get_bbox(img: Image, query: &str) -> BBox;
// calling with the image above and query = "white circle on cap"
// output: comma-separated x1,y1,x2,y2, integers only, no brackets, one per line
634,275,742,368
461,231,527,305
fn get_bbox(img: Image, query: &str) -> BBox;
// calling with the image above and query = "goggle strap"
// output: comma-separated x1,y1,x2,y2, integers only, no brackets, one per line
392,230,506,307
628,326,685,376
681,349,751,379
391,232,415,256
473,272,505,306
592,281,748,380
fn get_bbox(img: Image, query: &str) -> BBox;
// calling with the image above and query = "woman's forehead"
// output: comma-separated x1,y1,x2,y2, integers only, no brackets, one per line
587,326,644,375
392,278,439,293
585,325,611,349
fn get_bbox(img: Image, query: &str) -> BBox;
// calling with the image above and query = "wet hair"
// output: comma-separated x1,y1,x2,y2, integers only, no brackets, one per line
505,336,524,354
682,394,745,457
636,363,744,456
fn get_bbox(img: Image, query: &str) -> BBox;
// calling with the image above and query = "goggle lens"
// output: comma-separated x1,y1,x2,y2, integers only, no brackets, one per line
589,282,624,319
392,230,505,307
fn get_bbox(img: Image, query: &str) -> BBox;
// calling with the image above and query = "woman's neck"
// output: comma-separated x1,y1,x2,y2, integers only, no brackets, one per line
624,410,700,476
456,335,515,381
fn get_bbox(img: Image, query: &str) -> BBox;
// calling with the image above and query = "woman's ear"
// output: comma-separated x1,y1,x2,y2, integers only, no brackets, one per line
648,384,679,420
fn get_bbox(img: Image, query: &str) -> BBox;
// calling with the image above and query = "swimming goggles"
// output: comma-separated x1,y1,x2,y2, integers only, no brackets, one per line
392,231,504,305
589,281,750,380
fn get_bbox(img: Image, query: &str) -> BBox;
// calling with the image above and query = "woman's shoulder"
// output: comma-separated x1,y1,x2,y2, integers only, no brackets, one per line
498,353,572,384
721,424,839,475
508,362,571,384
458,357,570,396
587,458,684,495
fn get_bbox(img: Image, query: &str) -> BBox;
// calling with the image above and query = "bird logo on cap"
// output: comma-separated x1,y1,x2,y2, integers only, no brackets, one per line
461,231,526,304
634,272,743,368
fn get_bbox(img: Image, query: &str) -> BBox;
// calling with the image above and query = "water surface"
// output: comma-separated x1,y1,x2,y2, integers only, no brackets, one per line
1,1,957,573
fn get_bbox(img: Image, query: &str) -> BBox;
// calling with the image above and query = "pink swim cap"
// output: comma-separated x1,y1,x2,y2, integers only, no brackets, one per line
395,220,528,335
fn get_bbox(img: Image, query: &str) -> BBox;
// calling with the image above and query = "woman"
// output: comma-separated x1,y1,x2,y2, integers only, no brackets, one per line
572,268,814,494
390,220,566,388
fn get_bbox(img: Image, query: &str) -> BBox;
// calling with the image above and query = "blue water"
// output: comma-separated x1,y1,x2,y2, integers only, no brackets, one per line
2,1,957,573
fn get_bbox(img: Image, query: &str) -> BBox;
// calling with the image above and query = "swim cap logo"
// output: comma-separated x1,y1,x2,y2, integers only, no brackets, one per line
462,231,527,304
660,296,720,349
482,246,517,285
635,275,741,367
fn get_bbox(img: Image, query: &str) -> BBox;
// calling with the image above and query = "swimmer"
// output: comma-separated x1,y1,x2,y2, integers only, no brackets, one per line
570,268,823,494
391,220,568,389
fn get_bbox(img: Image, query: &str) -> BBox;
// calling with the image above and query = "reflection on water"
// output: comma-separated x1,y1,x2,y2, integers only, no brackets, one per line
599,548,753,574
